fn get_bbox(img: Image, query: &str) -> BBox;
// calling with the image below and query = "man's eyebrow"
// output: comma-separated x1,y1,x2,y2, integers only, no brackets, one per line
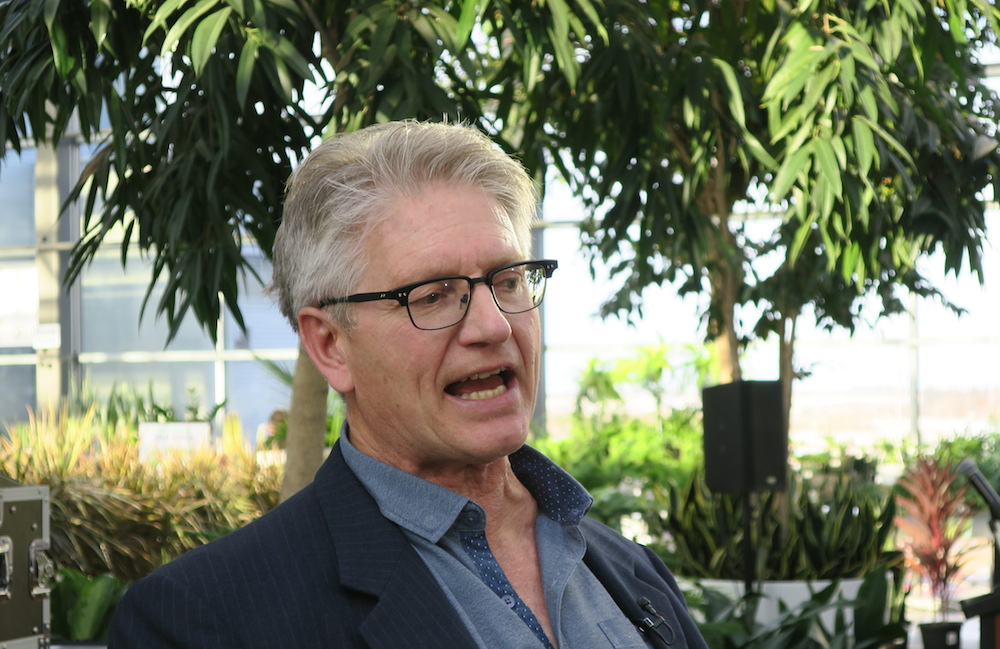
400,261,518,286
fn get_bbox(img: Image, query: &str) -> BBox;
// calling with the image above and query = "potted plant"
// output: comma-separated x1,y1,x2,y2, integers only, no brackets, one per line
652,470,897,582
646,469,904,642
894,455,976,649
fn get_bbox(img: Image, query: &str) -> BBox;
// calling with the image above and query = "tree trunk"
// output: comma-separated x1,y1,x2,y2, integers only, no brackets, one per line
777,310,798,435
712,311,742,384
699,121,744,386
774,311,799,551
707,228,744,385
279,342,330,502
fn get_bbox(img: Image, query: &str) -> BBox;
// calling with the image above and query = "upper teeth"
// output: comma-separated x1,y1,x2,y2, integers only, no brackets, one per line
466,369,503,381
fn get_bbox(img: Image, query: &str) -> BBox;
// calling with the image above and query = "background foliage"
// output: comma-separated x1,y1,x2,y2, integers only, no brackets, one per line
50,568,127,642
3,348,997,644
533,344,709,528
0,403,282,583
2,0,998,500
651,471,898,581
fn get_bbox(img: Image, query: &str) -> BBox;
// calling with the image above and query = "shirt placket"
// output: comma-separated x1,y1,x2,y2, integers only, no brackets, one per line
457,505,555,649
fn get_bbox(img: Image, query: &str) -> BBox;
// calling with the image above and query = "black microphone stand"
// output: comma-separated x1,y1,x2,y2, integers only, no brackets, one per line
960,480,1000,649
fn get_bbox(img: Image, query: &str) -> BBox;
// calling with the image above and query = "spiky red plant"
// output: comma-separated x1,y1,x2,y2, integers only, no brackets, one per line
894,455,975,620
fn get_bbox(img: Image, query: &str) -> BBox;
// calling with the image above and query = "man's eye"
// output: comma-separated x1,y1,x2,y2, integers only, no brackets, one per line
409,281,459,308
493,272,523,292
412,291,442,306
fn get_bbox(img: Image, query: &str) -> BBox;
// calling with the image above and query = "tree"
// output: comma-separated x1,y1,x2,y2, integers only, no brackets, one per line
0,0,605,497
536,0,1000,425
3,0,998,493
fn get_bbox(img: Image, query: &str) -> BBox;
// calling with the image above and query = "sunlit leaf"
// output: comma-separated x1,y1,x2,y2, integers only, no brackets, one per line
191,7,232,74
89,1,111,49
162,0,217,56
712,58,744,127
770,144,812,201
455,0,482,48
235,38,259,108
42,0,60,34
144,0,188,46
813,137,843,198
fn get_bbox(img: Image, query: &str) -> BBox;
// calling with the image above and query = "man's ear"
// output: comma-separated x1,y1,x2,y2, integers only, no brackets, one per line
298,306,355,394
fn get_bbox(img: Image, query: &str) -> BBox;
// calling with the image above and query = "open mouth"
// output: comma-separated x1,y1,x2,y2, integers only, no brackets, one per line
446,368,512,400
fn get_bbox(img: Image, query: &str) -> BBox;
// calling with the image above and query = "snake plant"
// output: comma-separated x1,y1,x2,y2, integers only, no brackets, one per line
648,471,898,581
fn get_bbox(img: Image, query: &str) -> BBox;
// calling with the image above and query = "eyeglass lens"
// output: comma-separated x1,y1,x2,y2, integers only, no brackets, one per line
407,263,548,330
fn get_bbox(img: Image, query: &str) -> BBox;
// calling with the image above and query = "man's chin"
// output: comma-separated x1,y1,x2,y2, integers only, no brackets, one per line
456,422,530,460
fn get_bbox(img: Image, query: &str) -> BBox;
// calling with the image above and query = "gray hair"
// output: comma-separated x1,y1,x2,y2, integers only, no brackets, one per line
270,121,540,331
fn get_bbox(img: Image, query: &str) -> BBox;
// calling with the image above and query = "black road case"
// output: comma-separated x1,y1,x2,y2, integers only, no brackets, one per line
0,474,53,648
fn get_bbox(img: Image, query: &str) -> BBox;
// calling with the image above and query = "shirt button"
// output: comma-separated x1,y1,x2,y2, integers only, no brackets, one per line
502,594,516,608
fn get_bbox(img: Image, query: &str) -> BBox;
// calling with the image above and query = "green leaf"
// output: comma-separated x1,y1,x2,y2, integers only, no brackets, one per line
367,6,398,72
42,0,59,30
711,58,745,127
235,38,260,108
743,132,778,168
191,7,232,74
799,58,839,122
257,0,299,12
855,114,915,170
813,136,843,198
267,35,313,84
144,0,189,46
840,242,861,281
48,19,73,78
946,0,969,45
837,22,882,73
682,95,695,129
770,143,812,201
545,0,580,88
417,5,460,51
571,0,607,45
763,38,825,106
90,1,111,49
770,101,815,144
857,85,881,126
162,0,217,56
67,573,121,641
837,48,856,102
455,0,482,49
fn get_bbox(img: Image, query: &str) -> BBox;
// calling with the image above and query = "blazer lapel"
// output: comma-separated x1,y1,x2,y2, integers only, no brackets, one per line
314,443,478,649
582,532,663,624
581,519,709,649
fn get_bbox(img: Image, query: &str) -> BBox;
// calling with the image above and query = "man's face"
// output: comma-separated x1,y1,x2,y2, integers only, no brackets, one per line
328,183,541,476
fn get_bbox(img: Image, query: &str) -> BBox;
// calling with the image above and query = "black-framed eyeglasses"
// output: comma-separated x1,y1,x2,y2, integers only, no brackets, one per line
318,259,558,331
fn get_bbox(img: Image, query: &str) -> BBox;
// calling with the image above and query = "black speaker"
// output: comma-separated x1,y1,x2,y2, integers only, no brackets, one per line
702,380,787,493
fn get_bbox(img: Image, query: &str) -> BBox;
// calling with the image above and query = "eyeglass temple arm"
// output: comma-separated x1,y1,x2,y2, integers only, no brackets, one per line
319,291,407,308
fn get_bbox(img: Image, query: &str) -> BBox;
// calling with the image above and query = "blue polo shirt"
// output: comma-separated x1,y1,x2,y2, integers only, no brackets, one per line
340,434,649,648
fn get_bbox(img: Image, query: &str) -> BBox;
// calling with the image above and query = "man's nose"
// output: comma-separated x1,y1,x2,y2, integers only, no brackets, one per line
458,282,512,341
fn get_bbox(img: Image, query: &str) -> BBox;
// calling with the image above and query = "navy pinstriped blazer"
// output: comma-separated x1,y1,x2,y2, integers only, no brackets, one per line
108,442,709,649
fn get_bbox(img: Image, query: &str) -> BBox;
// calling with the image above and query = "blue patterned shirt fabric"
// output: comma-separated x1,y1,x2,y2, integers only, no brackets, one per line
341,433,650,649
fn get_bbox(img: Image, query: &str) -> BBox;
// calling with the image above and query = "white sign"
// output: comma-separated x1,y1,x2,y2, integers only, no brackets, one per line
138,422,212,461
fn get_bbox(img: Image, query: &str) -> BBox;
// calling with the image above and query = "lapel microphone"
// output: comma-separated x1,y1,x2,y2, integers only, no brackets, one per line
636,596,676,646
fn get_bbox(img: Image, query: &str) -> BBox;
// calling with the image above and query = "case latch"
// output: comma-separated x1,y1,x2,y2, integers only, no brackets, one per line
0,535,12,599
30,538,55,598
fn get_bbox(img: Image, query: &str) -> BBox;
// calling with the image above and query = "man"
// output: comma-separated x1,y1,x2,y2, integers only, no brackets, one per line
109,121,709,649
